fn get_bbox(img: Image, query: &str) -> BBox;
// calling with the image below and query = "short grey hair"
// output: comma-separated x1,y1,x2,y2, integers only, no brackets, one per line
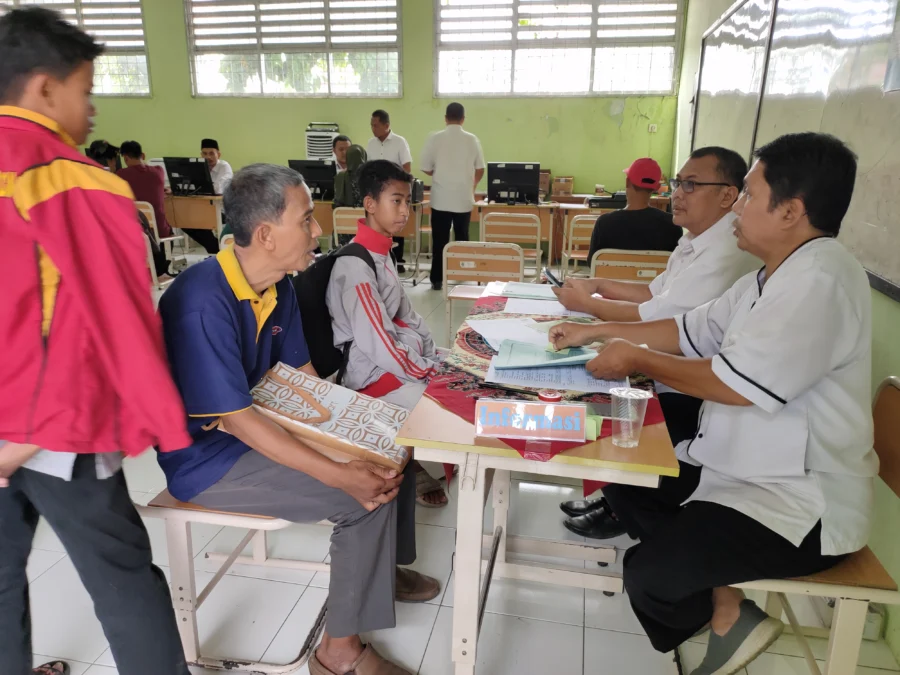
224,163,307,247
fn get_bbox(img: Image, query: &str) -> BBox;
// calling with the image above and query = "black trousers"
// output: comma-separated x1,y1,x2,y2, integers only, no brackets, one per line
393,237,405,263
603,465,846,653
0,456,189,675
657,392,703,447
182,228,220,254
430,209,472,285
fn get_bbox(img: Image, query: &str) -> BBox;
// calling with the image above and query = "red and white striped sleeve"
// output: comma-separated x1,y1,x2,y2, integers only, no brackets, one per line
344,280,437,382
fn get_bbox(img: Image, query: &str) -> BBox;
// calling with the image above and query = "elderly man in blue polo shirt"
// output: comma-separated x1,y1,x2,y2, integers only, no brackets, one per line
157,163,438,675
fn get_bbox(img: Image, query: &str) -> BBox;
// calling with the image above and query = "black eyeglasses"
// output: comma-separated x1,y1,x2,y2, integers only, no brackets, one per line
669,179,732,194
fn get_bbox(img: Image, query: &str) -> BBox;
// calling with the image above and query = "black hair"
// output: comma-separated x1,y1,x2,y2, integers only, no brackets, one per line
0,7,104,104
86,139,119,163
120,140,142,159
689,146,748,189
332,134,351,149
625,178,654,195
357,160,413,201
753,132,857,236
446,102,465,122
371,109,390,125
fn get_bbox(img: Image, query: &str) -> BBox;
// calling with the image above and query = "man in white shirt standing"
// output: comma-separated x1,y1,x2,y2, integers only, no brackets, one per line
201,138,233,195
420,102,485,291
556,148,759,538
367,109,412,272
551,132,876,675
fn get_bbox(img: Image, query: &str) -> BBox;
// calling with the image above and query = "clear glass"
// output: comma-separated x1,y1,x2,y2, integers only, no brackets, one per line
610,387,652,448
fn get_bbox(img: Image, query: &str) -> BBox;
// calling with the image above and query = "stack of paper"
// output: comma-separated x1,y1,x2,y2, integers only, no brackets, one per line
493,341,596,370
499,282,558,300
502,297,595,318
485,360,628,394
465,318,548,351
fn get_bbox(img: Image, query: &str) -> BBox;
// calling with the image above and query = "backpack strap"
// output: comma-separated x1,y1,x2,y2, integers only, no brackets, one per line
332,242,376,386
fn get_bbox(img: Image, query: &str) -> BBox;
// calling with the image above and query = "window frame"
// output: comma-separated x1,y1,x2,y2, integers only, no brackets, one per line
183,0,404,99
1,0,153,98
432,0,685,98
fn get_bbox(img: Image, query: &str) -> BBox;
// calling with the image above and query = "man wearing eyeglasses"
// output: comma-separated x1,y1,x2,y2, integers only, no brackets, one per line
554,147,759,539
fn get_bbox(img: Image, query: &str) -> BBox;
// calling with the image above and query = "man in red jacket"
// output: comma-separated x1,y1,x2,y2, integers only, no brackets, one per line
0,8,193,675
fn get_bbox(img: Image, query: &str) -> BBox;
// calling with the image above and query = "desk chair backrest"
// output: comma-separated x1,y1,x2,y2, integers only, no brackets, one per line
443,242,524,288
565,215,598,256
333,207,364,248
481,212,541,253
874,376,900,499
221,233,235,248
136,201,160,239
590,249,670,284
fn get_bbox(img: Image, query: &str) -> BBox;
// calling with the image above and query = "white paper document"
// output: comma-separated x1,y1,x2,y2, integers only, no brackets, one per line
502,297,595,318
465,318,547,351
500,282,558,300
486,359,628,394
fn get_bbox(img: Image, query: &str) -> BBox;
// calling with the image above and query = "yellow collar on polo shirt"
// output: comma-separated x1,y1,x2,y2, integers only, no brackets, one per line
216,246,278,341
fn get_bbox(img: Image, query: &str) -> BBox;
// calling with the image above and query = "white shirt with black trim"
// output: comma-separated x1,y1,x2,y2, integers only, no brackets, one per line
366,131,412,169
675,237,878,555
637,211,759,395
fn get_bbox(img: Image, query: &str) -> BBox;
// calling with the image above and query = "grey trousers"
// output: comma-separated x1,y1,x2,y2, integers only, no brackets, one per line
0,455,189,675
191,450,417,638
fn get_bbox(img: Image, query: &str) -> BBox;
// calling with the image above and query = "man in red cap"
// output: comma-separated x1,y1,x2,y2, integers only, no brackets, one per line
584,157,680,261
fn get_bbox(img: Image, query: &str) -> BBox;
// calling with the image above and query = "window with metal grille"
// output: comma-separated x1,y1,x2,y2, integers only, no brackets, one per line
0,0,150,96
434,1,683,96
184,0,402,97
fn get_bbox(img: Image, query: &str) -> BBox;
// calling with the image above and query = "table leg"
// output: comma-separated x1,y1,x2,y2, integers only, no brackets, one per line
452,453,486,675
491,469,510,563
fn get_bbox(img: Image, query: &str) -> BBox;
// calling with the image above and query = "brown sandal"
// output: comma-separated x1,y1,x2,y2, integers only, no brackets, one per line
309,644,411,675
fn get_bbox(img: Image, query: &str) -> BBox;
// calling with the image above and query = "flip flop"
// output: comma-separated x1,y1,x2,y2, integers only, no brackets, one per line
309,644,411,675
416,468,448,508
33,662,70,675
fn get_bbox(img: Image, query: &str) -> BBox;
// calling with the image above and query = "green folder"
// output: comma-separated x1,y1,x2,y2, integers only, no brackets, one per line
493,340,596,369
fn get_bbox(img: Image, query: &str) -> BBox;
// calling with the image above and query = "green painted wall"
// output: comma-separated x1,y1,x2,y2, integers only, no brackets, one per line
92,0,676,195
869,289,900,658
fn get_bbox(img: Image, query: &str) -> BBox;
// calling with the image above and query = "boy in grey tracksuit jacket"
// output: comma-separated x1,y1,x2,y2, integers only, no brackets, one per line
326,162,441,411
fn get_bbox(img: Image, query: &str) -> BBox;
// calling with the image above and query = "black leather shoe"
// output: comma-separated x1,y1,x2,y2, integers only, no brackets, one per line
560,497,606,518
563,502,631,540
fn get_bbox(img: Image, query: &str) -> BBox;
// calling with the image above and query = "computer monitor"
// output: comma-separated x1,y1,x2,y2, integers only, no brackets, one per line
163,157,216,196
487,162,541,205
288,159,337,201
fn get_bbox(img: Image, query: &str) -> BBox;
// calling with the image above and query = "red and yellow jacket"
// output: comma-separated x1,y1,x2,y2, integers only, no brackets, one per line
0,107,192,456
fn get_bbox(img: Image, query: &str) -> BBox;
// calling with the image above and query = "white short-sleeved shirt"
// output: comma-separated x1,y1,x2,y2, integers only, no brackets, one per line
675,237,878,555
419,124,485,213
638,212,759,322
366,131,412,169
210,159,233,195
637,211,759,394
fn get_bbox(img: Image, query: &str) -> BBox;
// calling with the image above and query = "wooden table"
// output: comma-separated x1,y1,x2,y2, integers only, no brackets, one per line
164,195,224,238
396,298,678,675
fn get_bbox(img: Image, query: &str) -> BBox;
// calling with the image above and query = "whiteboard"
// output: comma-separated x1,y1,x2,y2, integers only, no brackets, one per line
753,0,900,287
693,0,774,162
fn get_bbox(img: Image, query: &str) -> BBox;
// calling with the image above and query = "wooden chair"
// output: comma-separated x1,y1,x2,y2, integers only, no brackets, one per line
731,377,900,675
590,249,670,284
560,214,599,279
443,241,524,344
137,490,329,673
332,207,364,249
136,200,186,266
144,233,175,292
481,212,542,280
